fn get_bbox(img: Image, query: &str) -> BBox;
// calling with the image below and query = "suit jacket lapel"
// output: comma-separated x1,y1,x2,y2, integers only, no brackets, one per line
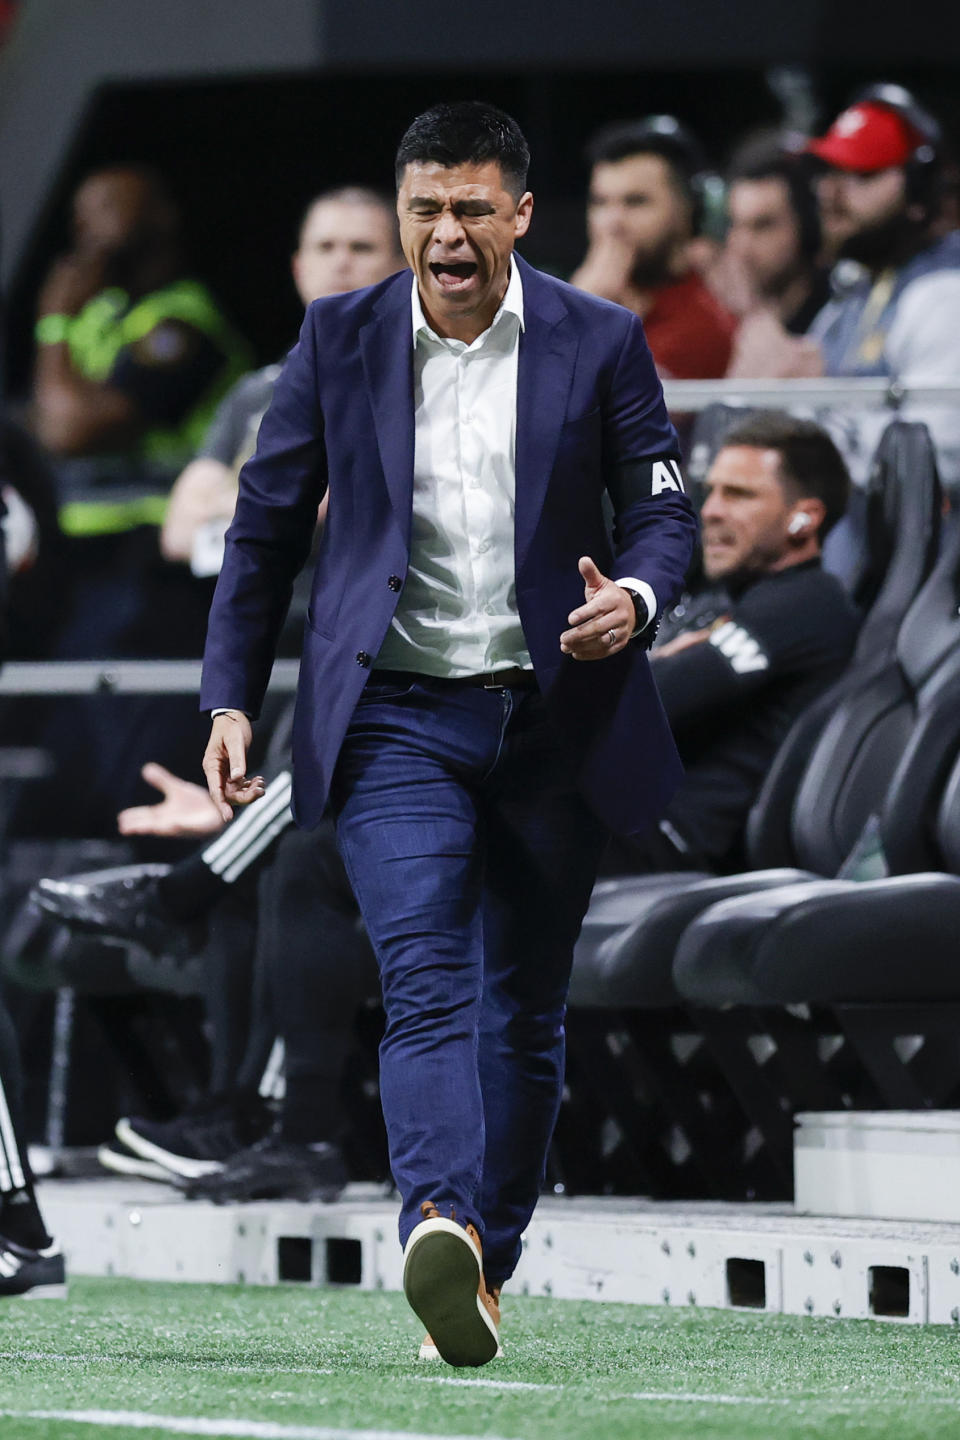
360,278,415,547
514,260,578,573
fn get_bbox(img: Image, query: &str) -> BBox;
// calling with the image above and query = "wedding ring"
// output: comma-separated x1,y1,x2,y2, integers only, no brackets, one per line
606,628,617,646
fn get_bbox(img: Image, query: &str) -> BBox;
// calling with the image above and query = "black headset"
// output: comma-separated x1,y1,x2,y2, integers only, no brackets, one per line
850,83,944,211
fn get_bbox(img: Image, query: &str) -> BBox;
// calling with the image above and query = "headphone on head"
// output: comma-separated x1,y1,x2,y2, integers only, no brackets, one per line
638,115,728,239
851,82,944,212
788,511,813,535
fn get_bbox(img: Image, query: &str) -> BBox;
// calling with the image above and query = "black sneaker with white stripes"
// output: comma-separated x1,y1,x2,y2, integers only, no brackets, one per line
114,1093,273,1182
97,1138,176,1184
0,1234,66,1298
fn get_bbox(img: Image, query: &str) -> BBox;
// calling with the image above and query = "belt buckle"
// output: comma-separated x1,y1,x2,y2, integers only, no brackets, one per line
483,672,505,691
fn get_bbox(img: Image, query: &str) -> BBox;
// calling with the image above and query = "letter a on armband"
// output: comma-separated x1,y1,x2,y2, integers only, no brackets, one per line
608,454,686,511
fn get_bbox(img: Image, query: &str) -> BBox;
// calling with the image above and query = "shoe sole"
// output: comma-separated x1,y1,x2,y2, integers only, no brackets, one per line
403,1218,499,1368
97,1143,176,1184
115,1118,224,1179
418,1338,503,1361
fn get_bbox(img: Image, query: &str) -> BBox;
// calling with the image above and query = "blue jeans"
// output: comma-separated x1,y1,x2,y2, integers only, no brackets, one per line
329,674,606,1284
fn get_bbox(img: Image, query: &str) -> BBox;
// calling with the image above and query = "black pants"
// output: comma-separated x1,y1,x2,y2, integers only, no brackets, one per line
253,822,379,1142
201,820,379,1142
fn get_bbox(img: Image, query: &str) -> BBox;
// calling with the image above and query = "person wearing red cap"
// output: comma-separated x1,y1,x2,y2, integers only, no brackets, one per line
726,87,960,495
805,86,960,491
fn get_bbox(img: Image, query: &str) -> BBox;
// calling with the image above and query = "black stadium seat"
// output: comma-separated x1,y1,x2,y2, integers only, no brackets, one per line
674,666,960,1007
569,420,944,1010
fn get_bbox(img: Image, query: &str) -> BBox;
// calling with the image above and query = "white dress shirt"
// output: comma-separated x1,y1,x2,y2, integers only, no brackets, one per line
375,263,656,678
375,263,531,677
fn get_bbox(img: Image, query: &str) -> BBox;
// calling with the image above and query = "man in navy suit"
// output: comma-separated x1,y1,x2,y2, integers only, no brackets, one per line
200,102,696,1366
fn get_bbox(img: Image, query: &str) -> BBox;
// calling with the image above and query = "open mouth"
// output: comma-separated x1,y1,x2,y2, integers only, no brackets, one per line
429,261,479,293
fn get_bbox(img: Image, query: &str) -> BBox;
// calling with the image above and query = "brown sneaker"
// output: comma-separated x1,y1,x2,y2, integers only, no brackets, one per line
404,1201,500,1367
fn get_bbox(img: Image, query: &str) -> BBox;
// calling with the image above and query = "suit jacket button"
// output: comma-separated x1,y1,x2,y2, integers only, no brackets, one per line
356,651,371,667
388,575,402,592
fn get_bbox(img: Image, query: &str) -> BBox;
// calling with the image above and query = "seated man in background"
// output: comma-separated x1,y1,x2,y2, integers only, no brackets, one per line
23,166,253,837
31,165,250,536
808,86,960,490
161,187,403,576
31,163,250,635
726,87,960,493
606,410,860,875
719,139,831,377
571,115,736,378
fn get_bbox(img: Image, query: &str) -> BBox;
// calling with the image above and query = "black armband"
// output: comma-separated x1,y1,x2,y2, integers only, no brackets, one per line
608,454,685,512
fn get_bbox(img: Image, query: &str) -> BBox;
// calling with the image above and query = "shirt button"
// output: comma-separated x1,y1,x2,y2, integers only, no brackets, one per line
355,651,371,667
387,575,402,592
476,540,490,554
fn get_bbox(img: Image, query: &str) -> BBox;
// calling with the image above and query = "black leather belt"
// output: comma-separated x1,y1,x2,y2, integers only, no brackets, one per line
375,667,538,691
461,666,538,690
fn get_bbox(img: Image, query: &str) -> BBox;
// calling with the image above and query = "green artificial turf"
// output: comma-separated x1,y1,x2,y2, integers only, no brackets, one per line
0,1278,958,1440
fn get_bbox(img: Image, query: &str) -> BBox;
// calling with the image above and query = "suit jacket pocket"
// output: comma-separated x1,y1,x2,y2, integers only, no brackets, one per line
306,567,350,640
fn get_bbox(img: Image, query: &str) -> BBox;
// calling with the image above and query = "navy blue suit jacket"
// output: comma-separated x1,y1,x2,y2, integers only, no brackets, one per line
200,256,698,839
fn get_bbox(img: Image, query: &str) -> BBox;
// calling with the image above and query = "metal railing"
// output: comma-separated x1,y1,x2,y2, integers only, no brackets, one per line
0,659,299,696
661,377,960,411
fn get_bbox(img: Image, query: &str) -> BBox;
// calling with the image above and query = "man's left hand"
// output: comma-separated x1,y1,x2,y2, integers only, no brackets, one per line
560,556,638,660
117,762,225,839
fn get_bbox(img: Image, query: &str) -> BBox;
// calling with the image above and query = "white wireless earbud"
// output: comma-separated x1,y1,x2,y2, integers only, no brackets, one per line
788,512,812,535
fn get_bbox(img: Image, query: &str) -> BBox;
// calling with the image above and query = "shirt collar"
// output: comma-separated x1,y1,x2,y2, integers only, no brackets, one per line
411,258,525,347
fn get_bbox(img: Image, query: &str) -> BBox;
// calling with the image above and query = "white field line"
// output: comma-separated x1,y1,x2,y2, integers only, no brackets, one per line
4,1353,960,1411
417,1376,556,1391
0,1413,519,1440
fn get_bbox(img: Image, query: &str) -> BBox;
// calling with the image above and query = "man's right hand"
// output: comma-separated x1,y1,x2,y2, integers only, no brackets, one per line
570,235,643,309
202,712,265,824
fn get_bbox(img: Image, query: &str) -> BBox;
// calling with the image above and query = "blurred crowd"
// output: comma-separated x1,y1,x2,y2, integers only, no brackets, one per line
0,80,958,1288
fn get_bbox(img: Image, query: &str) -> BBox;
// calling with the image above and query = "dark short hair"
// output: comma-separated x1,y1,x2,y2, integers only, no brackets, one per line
585,116,707,226
727,139,822,261
719,411,851,537
395,102,530,201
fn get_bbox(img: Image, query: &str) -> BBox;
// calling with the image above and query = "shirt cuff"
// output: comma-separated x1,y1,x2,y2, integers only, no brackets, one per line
211,708,251,719
614,577,657,638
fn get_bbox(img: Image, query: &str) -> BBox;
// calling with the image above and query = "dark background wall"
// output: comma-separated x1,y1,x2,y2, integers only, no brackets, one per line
321,0,959,67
